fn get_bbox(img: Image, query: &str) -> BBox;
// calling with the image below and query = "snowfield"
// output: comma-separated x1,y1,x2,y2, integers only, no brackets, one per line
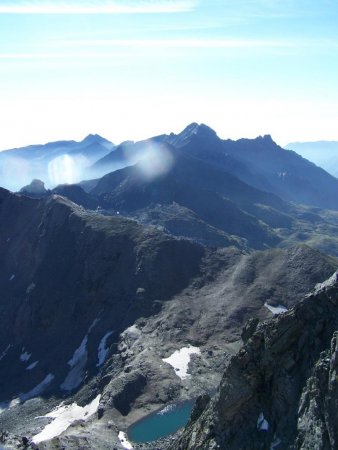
162,345,201,380
264,302,288,315
118,431,133,449
32,395,101,444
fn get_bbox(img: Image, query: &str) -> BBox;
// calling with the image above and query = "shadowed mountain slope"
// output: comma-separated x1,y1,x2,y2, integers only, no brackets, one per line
0,187,205,403
84,144,338,256
93,123,338,210
168,123,338,210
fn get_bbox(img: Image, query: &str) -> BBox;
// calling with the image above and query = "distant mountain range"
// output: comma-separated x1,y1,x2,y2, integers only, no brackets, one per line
285,140,338,178
1,123,338,210
0,134,114,191
7,123,338,256
89,123,338,210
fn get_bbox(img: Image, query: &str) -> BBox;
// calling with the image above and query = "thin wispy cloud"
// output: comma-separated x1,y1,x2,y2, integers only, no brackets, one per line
52,38,294,49
0,53,113,59
0,0,196,14
47,37,338,50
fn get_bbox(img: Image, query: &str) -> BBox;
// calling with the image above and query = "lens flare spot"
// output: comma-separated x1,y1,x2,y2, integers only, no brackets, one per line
48,154,90,186
137,144,174,180
48,154,76,186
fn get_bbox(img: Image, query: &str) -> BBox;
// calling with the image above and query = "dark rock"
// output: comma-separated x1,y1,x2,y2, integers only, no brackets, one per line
241,317,259,343
189,394,210,423
170,271,338,450
20,179,47,197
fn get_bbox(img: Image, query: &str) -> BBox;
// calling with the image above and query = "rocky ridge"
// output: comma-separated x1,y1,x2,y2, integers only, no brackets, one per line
170,271,338,450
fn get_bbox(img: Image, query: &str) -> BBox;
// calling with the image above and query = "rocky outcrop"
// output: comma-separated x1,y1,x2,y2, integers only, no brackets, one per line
170,272,338,450
19,179,47,197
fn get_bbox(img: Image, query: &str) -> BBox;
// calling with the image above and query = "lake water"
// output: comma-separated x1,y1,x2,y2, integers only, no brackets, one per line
127,400,195,443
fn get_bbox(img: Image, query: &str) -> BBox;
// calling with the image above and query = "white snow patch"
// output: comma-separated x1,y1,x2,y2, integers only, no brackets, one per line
9,398,20,408
60,319,100,391
26,282,36,294
20,351,32,362
162,345,201,380
118,431,133,449
88,317,99,333
60,336,88,391
315,271,338,293
32,394,101,444
0,344,12,361
26,361,39,370
97,331,113,367
264,302,288,315
68,335,88,368
257,412,269,431
157,404,176,415
9,274,15,281
21,373,55,401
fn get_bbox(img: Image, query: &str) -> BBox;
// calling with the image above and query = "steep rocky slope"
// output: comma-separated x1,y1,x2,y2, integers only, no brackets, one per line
0,187,205,403
170,271,338,450
0,187,337,449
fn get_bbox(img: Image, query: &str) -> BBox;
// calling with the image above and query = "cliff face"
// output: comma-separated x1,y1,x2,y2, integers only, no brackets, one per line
0,187,205,403
171,272,338,450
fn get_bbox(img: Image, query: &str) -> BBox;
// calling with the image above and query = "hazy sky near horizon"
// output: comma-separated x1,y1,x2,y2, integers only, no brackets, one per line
0,0,338,150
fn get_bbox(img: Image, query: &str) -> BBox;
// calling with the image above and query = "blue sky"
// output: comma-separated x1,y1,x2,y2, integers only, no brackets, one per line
0,0,338,149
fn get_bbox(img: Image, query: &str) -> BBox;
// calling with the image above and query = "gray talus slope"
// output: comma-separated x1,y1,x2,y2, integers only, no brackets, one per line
170,272,338,450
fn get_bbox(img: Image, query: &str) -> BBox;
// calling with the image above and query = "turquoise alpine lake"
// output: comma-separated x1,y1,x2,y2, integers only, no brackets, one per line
127,400,195,443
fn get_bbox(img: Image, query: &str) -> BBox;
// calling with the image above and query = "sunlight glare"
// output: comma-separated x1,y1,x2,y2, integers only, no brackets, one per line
137,144,174,180
48,154,88,186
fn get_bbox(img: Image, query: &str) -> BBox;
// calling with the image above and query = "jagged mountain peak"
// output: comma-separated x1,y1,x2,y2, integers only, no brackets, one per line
81,133,113,146
257,134,278,147
180,122,218,138
237,133,277,147
168,122,218,147
260,133,275,143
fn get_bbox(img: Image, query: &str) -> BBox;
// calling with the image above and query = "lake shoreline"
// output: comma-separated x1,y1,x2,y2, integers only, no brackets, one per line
127,399,196,444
